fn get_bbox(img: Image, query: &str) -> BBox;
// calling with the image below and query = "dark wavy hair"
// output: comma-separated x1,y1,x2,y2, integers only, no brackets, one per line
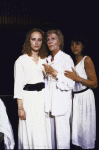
22,28,48,59
46,29,64,51
70,34,88,56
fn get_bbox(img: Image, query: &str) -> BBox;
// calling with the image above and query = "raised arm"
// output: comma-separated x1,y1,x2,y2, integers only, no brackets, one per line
65,56,98,89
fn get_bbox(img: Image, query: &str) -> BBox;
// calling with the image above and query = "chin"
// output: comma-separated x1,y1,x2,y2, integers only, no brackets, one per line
32,48,40,52
49,48,55,51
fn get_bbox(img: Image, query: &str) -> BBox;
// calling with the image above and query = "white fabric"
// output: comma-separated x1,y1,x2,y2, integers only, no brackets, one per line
72,56,96,149
55,108,71,149
44,50,74,149
49,109,72,149
73,56,88,92
14,54,45,100
14,54,52,149
0,99,15,149
45,50,75,116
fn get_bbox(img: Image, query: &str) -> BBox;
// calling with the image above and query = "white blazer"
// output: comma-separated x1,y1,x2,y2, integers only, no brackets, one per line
45,50,75,116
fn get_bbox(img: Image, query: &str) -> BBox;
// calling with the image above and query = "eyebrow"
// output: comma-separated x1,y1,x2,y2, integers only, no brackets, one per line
31,37,42,39
47,36,56,39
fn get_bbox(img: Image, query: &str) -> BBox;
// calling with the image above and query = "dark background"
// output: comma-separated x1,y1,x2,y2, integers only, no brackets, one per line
0,1,99,149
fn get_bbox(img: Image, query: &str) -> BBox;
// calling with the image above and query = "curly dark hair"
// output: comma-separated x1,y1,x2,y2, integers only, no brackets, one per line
46,29,64,51
69,34,88,64
70,34,87,47
22,28,48,59
70,34,88,56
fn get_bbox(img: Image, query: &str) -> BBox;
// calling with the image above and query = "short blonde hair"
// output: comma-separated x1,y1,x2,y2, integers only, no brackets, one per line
46,29,64,51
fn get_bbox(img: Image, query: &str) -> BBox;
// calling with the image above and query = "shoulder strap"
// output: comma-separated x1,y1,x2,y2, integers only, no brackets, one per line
83,56,88,62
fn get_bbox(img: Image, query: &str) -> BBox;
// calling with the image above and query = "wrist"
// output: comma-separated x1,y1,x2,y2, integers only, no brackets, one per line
18,108,23,110
76,76,81,82
52,70,58,77
17,99,22,101
76,76,83,83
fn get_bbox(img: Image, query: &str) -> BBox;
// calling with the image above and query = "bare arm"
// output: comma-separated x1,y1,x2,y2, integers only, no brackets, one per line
82,56,97,88
65,57,98,89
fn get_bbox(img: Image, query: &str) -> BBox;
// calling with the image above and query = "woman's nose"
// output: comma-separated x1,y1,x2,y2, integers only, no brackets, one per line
35,40,38,45
47,38,52,44
73,43,76,48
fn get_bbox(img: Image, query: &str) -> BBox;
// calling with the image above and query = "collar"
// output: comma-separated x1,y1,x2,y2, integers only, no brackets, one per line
47,50,62,63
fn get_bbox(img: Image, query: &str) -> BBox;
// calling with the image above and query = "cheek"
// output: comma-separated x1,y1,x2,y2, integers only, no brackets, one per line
71,47,73,51
39,41,42,46
79,46,83,51
54,40,59,47
30,42,35,49
30,41,34,45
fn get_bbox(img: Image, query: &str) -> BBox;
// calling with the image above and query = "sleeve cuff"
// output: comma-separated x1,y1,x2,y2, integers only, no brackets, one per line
56,73,62,80
13,95,23,100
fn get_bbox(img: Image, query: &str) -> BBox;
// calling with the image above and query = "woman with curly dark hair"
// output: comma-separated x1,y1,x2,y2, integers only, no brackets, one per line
14,28,52,149
64,34,97,149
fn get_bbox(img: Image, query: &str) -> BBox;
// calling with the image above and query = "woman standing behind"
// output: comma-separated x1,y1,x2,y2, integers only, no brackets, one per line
65,34,97,149
14,28,52,149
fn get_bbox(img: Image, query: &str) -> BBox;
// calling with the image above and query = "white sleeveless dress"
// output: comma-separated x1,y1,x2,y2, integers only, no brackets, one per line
72,56,96,149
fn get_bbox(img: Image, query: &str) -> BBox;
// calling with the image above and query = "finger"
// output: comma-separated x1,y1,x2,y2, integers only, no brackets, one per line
42,64,46,66
23,112,26,120
19,116,23,120
64,71,70,74
21,117,25,120
21,117,23,120
24,117,26,120
72,67,76,72
42,63,48,65
21,116,25,120
65,75,72,79
64,72,68,75
23,114,26,120
64,73,70,77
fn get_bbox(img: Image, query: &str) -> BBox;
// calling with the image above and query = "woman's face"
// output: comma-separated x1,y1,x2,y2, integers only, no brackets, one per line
71,41,83,55
30,31,42,51
47,33,60,52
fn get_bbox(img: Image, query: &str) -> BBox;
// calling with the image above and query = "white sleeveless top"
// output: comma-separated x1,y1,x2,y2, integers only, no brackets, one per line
73,56,88,92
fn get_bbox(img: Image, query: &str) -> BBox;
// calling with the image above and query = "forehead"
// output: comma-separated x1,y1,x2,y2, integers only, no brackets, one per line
31,32,42,38
71,40,82,43
47,33,58,38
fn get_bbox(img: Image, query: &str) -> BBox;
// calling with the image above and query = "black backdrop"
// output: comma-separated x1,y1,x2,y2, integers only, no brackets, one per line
0,1,99,149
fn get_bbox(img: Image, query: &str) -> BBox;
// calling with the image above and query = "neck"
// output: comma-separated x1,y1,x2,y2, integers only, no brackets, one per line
75,54,83,61
31,50,39,58
51,49,60,58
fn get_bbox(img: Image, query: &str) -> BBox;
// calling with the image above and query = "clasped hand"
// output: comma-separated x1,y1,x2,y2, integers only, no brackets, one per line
42,64,58,77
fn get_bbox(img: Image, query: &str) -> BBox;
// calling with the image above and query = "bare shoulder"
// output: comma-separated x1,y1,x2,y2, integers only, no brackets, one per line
85,56,92,62
84,56,94,65
84,56,95,69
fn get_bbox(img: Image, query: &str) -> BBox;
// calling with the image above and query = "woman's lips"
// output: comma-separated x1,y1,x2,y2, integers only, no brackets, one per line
48,45,54,47
73,50,78,52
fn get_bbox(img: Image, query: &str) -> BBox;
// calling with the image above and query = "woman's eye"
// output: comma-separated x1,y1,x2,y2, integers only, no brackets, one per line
38,39,42,41
76,41,80,45
31,38,35,41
